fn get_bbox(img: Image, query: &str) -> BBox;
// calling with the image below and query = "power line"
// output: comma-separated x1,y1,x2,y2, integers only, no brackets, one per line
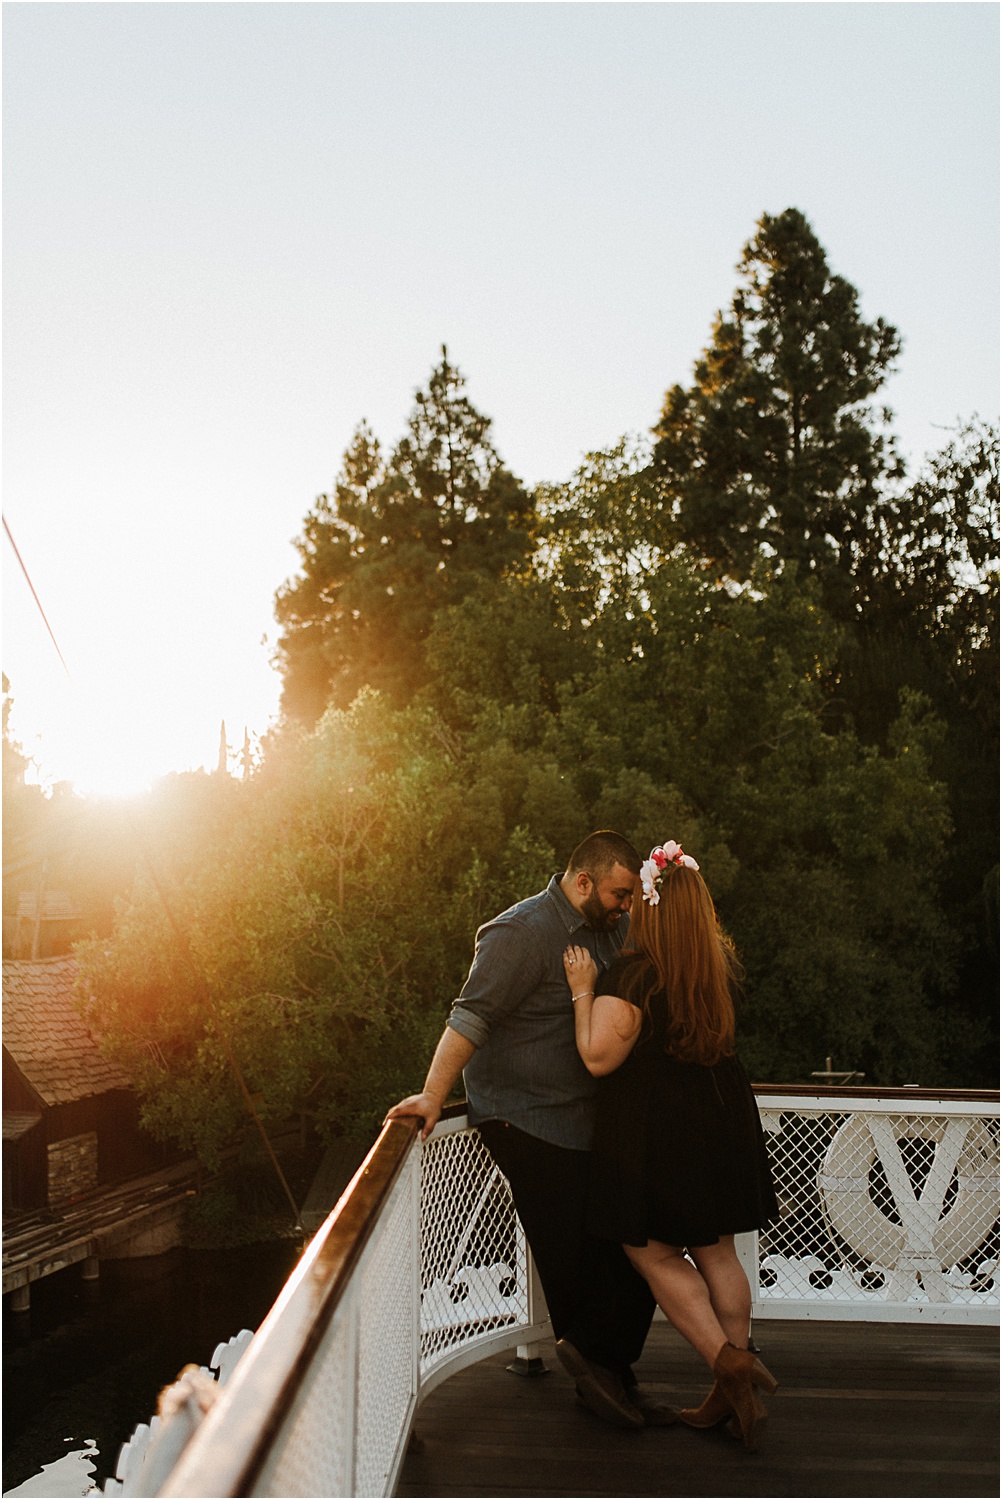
3,515,71,677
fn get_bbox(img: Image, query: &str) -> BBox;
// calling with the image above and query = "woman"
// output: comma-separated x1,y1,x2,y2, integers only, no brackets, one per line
562,840,779,1450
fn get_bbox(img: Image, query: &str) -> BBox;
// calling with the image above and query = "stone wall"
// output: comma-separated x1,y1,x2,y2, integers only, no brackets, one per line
47,1131,98,1204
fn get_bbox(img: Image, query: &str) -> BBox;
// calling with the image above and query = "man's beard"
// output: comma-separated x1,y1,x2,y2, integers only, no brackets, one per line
582,890,623,930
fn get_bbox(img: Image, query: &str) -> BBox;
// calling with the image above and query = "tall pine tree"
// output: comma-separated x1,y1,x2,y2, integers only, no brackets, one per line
275,349,535,726
653,207,902,612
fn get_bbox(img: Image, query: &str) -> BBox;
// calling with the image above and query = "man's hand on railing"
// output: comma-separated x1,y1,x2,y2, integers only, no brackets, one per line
385,1027,477,1142
384,1092,443,1141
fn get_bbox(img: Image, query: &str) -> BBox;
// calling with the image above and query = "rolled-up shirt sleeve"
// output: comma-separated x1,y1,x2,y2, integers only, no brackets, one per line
446,917,545,1049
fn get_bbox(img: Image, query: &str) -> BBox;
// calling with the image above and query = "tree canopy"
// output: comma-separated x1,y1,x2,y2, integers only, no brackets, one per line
75,208,999,1167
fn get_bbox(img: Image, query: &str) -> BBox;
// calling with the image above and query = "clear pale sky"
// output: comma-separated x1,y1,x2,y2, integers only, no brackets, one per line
3,2,998,796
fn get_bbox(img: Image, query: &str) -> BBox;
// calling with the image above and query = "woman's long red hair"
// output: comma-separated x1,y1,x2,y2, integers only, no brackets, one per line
619,864,739,1065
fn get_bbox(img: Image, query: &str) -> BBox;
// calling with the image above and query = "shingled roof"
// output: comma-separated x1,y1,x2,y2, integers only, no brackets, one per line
2,956,132,1106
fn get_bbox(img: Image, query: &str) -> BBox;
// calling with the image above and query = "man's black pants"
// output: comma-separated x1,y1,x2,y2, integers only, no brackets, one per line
478,1118,655,1380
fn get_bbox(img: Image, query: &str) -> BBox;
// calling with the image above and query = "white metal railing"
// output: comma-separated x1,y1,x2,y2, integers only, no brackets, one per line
159,1108,548,1499
750,1088,999,1324
153,1088,998,1497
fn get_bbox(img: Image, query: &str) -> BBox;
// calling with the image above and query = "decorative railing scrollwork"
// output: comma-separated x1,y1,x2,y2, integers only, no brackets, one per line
755,1090,999,1317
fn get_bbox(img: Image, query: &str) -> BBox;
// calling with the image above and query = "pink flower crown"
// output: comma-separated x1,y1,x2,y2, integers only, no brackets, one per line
639,840,699,905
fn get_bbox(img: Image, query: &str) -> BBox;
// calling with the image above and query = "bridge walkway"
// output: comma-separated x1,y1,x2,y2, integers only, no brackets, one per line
399,1318,1000,1499
2,1160,199,1298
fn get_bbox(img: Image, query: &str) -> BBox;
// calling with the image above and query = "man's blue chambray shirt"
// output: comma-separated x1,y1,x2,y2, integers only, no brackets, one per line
446,875,630,1151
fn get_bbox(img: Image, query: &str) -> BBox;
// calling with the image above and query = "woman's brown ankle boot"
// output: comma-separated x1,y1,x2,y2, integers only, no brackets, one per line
678,1380,731,1430
711,1342,779,1452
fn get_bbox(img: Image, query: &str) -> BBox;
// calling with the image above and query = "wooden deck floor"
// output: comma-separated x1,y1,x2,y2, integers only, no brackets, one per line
398,1319,999,1498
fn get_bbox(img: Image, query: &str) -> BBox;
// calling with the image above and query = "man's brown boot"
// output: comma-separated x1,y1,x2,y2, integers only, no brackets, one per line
555,1339,644,1429
626,1385,679,1426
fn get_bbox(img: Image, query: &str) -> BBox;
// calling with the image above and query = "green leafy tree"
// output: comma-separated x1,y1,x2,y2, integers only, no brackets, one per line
76,695,555,1163
421,577,590,735
422,468,971,1084
536,437,669,614
847,419,999,706
275,349,535,726
829,420,999,1071
564,587,965,1083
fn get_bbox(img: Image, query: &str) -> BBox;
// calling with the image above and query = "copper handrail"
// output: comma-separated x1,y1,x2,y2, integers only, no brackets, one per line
161,1114,420,1498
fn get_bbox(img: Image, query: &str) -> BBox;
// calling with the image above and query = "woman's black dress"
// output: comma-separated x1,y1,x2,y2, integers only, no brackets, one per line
587,953,778,1249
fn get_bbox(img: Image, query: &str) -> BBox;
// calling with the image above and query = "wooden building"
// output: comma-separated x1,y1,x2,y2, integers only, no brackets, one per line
11,889,84,960
2,955,161,1212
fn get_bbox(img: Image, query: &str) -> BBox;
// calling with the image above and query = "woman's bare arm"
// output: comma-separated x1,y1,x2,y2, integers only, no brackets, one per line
563,944,642,1076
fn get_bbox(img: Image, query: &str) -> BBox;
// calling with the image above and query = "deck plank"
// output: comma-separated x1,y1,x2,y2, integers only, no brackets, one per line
397,1319,999,1498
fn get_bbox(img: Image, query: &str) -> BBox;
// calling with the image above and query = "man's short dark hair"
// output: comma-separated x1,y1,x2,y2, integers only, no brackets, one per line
566,831,642,881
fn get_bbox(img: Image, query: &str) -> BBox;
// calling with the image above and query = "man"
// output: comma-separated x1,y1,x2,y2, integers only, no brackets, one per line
386,830,673,1428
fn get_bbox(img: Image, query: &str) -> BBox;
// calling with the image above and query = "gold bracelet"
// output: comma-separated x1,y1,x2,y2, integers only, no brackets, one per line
571,990,594,1002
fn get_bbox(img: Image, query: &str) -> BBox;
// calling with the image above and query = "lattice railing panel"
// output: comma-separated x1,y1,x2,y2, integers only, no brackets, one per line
355,1165,417,1498
260,1303,353,1498
758,1107,999,1307
419,1125,528,1375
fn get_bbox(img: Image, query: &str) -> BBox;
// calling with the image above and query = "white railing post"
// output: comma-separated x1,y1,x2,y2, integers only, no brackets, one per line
525,1244,549,1333
735,1230,760,1320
